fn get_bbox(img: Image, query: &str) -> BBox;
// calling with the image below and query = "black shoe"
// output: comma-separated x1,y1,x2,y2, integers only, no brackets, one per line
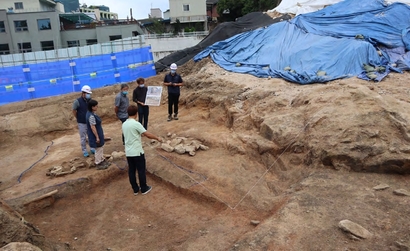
167,115,172,121
173,114,179,120
96,160,110,170
142,186,152,195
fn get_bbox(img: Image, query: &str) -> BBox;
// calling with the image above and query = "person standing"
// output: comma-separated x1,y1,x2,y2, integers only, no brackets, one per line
122,105,162,195
132,77,149,129
72,85,95,157
163,63,183,121
114,83,130,144
86,99,109,169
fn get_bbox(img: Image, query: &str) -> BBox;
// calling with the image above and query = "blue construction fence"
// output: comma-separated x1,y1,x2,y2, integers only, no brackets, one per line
0,46,156,106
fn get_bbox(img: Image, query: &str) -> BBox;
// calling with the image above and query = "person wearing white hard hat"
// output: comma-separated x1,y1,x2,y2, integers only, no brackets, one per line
72,85,95,157
163,63,183,121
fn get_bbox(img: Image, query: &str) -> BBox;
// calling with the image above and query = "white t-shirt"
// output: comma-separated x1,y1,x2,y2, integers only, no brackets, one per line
122,118,146,157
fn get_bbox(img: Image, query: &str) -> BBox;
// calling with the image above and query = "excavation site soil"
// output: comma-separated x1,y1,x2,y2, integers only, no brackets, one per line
1,58,409,251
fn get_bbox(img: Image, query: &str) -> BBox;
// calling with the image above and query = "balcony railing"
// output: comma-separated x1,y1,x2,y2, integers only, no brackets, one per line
61,20,143,31
170,15,207,23
144,31,209,39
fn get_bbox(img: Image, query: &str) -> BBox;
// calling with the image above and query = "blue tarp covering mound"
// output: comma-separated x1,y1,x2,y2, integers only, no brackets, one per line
194,0,410,84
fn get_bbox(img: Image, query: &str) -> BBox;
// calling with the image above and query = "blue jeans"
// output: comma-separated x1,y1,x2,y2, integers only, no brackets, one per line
138,105,149,129
126,154,149,193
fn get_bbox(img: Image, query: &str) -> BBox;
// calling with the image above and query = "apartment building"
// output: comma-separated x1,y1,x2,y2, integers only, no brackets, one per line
0,0,143,54
0,0,64,54
79,5,118,21
169,0,207,30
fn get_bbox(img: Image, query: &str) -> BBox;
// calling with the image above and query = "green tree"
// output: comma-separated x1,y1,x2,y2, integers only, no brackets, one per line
173,19,181,34
150,18,165,34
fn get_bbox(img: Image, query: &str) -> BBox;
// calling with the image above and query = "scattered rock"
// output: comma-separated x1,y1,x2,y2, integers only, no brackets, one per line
167,132,172,137
174,144,186,154
395,241,410,251
170,138,183,147
46,165,77,177
373,183,390,191
184,145,196,153
111,151,125,160
338,220,373,239
188,151,196,156
0,242,42,251
393,189,410,196
72,162,86,169
250,220,260,226
70,157,80,163
161,143,174,153
86,158,95,168
199,144,209,150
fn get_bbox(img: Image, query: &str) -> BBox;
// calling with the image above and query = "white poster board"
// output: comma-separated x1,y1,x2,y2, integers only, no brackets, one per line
144,86,163,106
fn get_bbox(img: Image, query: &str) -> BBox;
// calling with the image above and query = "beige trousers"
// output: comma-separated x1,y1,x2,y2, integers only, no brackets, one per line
95,147,104,165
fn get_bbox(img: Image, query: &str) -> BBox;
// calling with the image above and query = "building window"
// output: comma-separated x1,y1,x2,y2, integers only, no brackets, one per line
14,2,24,10
37,19,51,30
14,20,28,31
41,41,54,51
67,40,80,47
183,4,190,11
17,42,31,53
86,39,97,45
109,35,122,41
132,31,140,36
0,21,5,32
0,44,10,55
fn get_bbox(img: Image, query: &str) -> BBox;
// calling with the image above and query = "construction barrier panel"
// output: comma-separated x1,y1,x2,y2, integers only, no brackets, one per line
0,46,155,106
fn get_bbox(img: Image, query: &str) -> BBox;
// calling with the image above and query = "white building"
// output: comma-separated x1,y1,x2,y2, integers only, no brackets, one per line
150,8,162,18
0,0,64,13
79,5,118,21
0,0,143,54
169,0,207,30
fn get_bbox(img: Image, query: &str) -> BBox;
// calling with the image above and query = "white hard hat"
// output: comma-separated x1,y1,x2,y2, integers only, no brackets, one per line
81,85,92,94
170,63,177,70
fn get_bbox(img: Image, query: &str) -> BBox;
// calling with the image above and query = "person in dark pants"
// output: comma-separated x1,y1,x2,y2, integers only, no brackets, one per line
122,105,162,195
114,83,129,144
163,63,183,121
132,77,149,129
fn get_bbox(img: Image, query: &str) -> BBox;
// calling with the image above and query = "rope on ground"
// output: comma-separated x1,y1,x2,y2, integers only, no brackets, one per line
17,141,54,183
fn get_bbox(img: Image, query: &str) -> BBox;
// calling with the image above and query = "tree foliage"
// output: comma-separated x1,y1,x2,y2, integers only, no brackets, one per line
217,0,281,21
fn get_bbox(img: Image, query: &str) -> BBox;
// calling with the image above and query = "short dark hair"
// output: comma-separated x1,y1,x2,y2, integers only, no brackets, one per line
127,105,138,116
120,83,129,90
88,99,98,111
136,77,145,84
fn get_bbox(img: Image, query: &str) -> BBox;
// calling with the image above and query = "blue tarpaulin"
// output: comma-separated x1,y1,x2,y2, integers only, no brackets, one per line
194,0,410,84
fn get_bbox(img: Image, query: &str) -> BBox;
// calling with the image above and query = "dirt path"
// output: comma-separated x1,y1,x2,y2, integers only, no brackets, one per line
24,170,258,251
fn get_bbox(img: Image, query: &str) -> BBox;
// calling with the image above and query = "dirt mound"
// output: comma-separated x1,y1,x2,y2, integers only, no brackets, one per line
0,59,409,250
0,199,66,250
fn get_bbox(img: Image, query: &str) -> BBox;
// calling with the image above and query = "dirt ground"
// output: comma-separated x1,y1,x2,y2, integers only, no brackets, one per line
0,59,409,250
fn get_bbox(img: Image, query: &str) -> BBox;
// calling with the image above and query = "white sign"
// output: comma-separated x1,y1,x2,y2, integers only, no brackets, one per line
144,86,163,106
